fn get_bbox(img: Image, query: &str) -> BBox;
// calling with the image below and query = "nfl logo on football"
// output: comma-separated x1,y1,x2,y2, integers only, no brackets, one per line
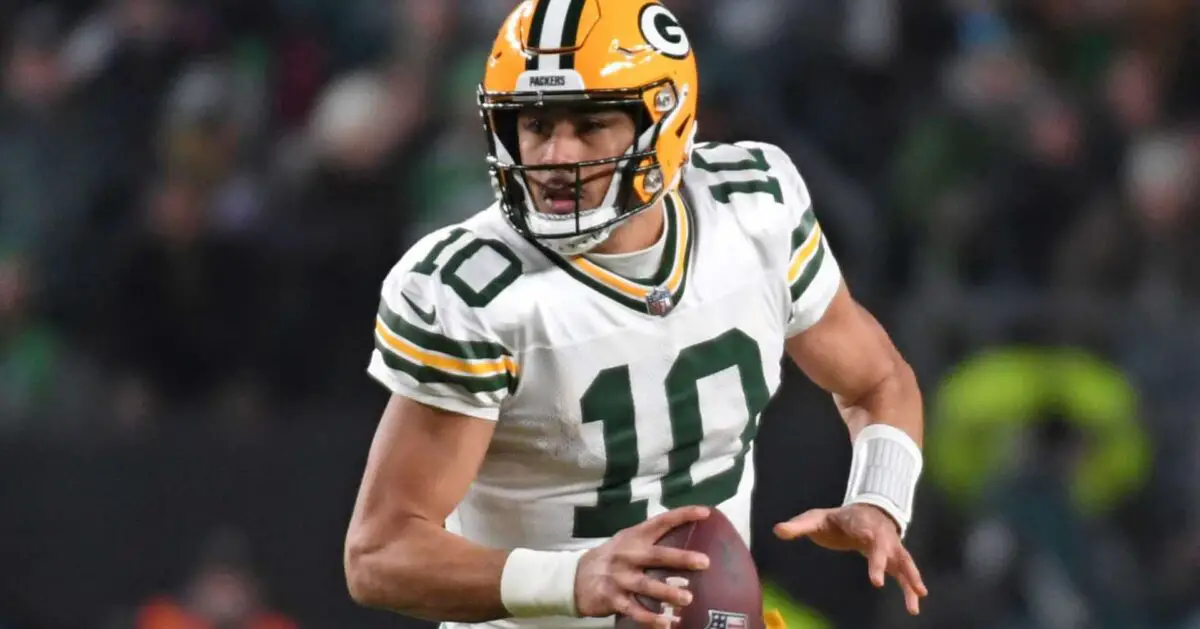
645,286,674,316
705,610,748,629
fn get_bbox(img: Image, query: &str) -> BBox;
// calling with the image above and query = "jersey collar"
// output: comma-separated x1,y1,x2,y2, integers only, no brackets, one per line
541,191,696,316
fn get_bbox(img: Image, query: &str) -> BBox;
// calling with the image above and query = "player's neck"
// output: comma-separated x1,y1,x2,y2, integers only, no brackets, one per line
590,200,667,255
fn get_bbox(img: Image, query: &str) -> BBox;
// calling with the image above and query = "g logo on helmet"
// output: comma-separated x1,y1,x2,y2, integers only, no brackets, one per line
639,3,690,59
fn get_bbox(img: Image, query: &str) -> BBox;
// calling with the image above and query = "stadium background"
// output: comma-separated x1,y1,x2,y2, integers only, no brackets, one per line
1,0,1198,627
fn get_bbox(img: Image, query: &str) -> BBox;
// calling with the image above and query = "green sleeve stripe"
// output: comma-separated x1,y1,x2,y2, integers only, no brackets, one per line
789,240,827,302
377,300,511,361
375,339,515,394
790,209,818,252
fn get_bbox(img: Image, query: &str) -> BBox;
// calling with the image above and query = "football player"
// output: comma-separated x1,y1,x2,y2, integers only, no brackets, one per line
344,1,928,627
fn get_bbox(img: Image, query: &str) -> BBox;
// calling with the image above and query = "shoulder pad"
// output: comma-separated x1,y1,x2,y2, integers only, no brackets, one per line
367,225,524,419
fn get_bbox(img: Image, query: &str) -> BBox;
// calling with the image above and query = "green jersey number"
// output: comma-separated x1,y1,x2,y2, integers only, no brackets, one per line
573,328,771,538
692,143,784,205
410,228,522,308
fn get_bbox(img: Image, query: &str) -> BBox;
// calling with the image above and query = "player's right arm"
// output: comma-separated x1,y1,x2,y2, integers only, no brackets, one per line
344,397,710,624
345,228,527,621
344,228,708,625
343,394,509,620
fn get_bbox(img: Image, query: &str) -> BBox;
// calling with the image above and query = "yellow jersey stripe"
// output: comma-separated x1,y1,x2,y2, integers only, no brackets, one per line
569,191,689,300
375,319,518,378
787,224,823,285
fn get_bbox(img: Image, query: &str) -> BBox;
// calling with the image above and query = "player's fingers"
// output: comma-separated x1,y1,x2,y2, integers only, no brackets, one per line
896,546,928,597
890,566,922,616
637,506,711,540
633,545,710,571
616,571,693,609
888,563,923,601
887,549,926,615
884,558,920,615
611,592,666,627
900,579,921,616
773,509,830,540
866,542,888,589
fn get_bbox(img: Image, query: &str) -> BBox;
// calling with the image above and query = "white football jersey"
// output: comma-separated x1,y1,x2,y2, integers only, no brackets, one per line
367,141,842,629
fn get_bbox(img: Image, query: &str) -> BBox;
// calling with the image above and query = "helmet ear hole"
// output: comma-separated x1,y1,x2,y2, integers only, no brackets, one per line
643,167,663,195
653,85,677,115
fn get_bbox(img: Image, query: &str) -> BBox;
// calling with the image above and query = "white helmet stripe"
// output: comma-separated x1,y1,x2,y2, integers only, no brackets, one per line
536,0,570,70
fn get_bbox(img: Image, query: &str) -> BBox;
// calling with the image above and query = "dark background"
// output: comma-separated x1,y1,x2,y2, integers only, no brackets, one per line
2,0,1198,628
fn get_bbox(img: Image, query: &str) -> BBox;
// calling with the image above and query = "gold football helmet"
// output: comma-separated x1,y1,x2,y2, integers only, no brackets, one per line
479,0,699,254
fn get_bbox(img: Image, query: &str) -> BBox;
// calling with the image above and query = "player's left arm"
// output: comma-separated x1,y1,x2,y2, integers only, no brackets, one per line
786,282,923,462
777,283,929,615
741,140,927,614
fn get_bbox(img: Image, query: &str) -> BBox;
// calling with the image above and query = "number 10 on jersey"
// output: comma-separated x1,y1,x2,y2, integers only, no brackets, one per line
573,329,772,538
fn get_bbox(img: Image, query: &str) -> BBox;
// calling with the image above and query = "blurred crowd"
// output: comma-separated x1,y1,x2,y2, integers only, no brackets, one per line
2,0,1200,628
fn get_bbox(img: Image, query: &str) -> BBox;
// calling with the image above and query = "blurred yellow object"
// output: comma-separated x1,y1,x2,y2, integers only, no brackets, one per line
761,581,831,629
763,609,788,629
929,347,1150,514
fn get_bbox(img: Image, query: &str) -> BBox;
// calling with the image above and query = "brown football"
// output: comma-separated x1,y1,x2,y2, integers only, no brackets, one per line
616,508,764,629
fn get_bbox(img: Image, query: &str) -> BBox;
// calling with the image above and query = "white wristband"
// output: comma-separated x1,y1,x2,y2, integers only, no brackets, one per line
842,424,923,539
500,548,587,618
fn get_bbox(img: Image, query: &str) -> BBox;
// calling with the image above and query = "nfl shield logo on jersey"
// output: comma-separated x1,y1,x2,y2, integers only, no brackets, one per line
645,286,674,316
705,610,748,629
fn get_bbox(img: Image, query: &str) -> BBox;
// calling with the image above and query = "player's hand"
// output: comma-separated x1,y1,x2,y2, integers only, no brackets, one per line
774,504,928,615
575,506,712,627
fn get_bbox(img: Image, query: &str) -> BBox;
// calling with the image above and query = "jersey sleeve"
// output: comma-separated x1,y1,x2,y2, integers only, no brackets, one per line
367,228,519,421
741,142,844,337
